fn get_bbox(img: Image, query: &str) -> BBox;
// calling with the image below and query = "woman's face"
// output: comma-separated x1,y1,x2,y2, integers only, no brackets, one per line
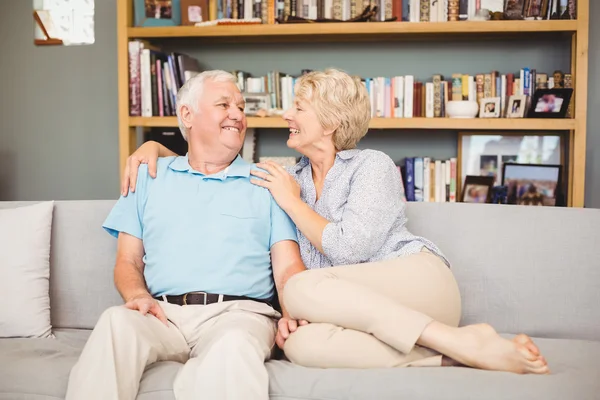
283,97,331,153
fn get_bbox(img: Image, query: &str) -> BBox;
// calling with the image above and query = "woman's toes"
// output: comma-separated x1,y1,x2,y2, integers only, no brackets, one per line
527,357,547,369
513,334,540,356
516,344,539,362
527,364,551,374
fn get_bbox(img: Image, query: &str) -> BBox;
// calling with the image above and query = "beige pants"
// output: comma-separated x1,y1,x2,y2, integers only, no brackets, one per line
283,248,462,368
66,299,279,400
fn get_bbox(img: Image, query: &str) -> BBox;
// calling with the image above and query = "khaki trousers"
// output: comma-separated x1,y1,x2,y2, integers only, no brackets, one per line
65,299,279,400
283,249,462,368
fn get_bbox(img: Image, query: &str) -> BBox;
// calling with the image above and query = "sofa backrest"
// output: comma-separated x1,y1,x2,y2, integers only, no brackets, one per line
2,201,599,341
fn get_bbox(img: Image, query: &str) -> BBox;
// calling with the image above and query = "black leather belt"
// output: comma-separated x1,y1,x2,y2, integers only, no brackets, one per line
155,292,271,306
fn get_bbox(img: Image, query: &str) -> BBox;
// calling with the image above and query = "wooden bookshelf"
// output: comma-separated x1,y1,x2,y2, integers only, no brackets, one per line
117,0,590,206
127,20,578,41
129,116,576,131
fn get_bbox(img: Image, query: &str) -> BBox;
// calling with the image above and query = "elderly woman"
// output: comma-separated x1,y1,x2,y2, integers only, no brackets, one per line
122,69,548,375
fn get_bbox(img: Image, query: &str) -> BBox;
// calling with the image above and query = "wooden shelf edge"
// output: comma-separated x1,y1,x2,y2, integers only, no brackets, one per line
127,20,577,39
129,116,576,130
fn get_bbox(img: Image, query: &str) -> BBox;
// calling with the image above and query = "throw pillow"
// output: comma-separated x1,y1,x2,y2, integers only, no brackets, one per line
0,201,54,338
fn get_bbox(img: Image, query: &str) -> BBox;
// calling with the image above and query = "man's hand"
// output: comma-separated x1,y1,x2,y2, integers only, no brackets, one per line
125,293,169,326
276,317,309,349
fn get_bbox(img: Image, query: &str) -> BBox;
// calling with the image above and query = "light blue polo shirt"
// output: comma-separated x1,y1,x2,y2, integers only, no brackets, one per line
102,154,298,300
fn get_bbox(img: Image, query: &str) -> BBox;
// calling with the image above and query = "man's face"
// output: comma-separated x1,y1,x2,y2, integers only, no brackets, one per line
188,79,247,158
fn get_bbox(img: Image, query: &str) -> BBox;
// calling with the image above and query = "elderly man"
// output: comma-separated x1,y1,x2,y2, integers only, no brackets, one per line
65,70,306,400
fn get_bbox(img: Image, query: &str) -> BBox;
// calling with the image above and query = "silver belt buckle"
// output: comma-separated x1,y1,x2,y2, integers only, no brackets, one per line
183,291,207,305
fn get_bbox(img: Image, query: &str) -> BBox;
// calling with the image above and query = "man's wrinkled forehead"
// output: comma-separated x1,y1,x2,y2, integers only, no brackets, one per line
204,81,244,102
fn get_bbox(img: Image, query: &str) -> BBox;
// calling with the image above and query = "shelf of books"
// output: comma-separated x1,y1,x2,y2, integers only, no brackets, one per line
129,116,575,131
118,0,588,206
127,20,578,41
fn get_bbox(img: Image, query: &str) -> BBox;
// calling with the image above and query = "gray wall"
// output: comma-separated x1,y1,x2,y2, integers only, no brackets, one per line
0,1,597,207
0,0,118,200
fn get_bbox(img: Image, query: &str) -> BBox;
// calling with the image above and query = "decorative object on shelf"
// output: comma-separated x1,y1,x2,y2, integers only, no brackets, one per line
491,185,508,204
458,131,564,189
460,175,495,203
552,70,565,88
243,93,272,116
504,0,526,19
134,0,181,27
33,10,63,45
506,95,527,118
194,18,262,26
526,88,573,118
479,97,501,118
180,0,208,24
502,163,564,206
277,5,387,23
446,100,479,118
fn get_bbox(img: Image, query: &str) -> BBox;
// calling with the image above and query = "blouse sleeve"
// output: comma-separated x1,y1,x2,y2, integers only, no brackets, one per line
321,151,404,265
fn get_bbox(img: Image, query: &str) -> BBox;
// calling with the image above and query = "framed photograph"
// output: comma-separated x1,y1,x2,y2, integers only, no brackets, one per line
33,10,63,45
526,88,573,118
502,163,563,206
134,0,182,27
243,92,272,116
504,0,526,19
181,0,208,24
506,95,527,118
479,97,501,118
457,131,565,194
461,175,495,203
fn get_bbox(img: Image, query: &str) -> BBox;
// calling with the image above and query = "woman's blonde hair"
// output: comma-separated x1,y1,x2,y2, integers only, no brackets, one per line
294,68,371,150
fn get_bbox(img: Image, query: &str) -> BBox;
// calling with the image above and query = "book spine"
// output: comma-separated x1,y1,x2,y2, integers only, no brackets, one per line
128,41,141,116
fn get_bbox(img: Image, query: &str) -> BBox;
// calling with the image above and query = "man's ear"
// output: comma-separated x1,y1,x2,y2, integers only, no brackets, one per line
179,104,193,131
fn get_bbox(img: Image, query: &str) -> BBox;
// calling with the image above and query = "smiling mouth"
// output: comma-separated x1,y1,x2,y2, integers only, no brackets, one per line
222,126,240,133
289,129,300,135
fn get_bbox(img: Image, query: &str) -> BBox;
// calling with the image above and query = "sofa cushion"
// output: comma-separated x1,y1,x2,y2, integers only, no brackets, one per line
0,201,54,338
0,330,598,400
266,336,600,400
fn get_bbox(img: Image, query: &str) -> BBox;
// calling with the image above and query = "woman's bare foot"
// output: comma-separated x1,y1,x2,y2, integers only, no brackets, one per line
513,333,540,357
419,322,550,374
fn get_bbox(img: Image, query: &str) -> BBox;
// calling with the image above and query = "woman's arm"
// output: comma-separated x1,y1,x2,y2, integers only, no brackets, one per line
285,199,329,254
121,141,177,196
250,154,403,264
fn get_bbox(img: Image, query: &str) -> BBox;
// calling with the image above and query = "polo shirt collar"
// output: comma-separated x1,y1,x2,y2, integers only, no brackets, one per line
169,154,251,178
293,149,360,173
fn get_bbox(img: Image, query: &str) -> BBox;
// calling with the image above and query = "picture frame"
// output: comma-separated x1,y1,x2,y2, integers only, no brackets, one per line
502,163,564,206
33,10,63,45
503,0,526,19
457,131,565,195
461,175,495,204
526,88,573,118
479,97,501,118
243,92,272,116
506,95,527,118
134,0,182,27
181,0,208,24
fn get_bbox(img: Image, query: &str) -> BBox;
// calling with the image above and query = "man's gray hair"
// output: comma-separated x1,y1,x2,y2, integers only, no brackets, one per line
176,70,238,141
